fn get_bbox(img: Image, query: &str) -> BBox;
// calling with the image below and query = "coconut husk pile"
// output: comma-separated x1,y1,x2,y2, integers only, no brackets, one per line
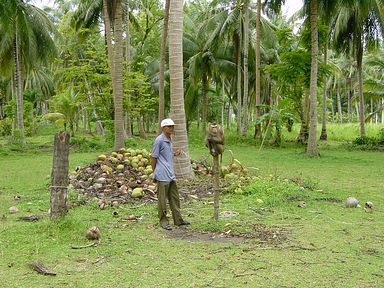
69,148,157,207
68,148,253,208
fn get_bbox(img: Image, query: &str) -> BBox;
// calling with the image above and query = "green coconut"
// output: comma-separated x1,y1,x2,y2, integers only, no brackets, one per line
97,154,107,161
132,187,144,198
116,164,124,171
111,151,118,157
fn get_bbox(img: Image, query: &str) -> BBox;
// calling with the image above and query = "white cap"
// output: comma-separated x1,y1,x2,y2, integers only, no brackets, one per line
161,118,175,127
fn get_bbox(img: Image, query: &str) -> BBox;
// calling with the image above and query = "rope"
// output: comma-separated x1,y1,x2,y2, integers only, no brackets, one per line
50,185,68,189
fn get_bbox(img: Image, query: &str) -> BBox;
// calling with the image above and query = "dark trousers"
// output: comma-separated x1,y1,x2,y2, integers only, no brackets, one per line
157,181,183,226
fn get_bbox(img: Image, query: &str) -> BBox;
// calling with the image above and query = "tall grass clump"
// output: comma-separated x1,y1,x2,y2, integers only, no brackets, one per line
238,176,312,208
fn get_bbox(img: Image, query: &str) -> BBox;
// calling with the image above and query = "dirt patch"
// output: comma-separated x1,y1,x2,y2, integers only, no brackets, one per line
166,223,289,245
178,177,224,200
166,228,245,243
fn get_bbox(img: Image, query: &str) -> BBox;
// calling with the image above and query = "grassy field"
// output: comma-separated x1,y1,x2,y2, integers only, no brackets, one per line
0,123,383,287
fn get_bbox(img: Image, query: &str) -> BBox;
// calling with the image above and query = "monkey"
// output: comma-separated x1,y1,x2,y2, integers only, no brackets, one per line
205,122,225,157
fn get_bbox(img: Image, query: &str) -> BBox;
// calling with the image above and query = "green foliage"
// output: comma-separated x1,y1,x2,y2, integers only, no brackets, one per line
3,99,36,136
125,70,157,117
50,91,81,135
238,177,309,208
351,129,384,150
378,128,384,143
352,136,377,147
0,118,12,136
70,135,105,151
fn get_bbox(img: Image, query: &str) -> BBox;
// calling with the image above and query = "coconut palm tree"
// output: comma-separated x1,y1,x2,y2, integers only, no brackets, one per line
331,0,384,137
254,0,287,138
110,0,125,150
0,0,56,144
241,0,250,136
306,0,320,156
73,0,131,148
183,2,225,134
364,52,384,123
169,0,193,178
158,0,170,132
254,0,262,138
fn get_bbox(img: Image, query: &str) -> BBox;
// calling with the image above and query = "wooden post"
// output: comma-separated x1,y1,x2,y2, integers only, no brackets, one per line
213,155,220,221
50,132,70,219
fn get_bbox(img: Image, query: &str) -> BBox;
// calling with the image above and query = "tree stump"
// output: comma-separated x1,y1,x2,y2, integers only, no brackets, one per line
50,132,70,219
213,155,220,221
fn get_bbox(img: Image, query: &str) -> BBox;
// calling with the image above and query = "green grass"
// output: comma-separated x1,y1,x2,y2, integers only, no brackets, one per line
0,124,383,287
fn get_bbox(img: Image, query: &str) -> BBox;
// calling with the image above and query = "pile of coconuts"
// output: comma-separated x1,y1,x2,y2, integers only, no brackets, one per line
68,148,254,208
68,148,156,207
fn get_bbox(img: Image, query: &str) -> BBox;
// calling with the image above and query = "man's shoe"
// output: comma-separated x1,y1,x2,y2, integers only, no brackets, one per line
178,220,191,226
161,224,172,231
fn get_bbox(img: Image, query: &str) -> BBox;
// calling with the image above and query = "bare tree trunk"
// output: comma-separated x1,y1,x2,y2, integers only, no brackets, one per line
158,0,170,132
221,77,225,126
103,0,114,72
50,132,70,219
298,89,310,143
235,32,242,135
337,85,342,123
201,73,208,135
112,0,125,150
320,45,328,141
370,98,374,124
306,0,319,156
14,32,25,145
213,155,220,221
125,0,132,137
348,77,352,122
254,0,261,139
356,35,366,137
137,115,146,138
169,0,193,178
382,98,384,124
241,0,249,136
227,103,233,130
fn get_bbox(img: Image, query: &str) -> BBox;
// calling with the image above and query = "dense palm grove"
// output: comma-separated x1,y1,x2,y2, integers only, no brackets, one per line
1,1,384,159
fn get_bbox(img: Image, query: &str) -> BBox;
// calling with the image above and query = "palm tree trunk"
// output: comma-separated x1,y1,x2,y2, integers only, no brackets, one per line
112,0,125,150
348,77,352,122
306,0,319,156
103,0,114,73
201,73,208,135
241,0,249,136
235,32,242,135
103,0,123,144
125,0,132,137
137,115,146,138
370,98,374,124
158,0,170,132
356,36,366,137
169,0,193,178
298,89,310,143
320,45,328,140
221,77,225,126
337,85,342,123
14,32,25,145
381,98,384,124
254,0,261,139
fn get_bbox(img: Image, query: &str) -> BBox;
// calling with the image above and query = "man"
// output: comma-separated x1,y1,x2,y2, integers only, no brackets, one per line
150,118,190,231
